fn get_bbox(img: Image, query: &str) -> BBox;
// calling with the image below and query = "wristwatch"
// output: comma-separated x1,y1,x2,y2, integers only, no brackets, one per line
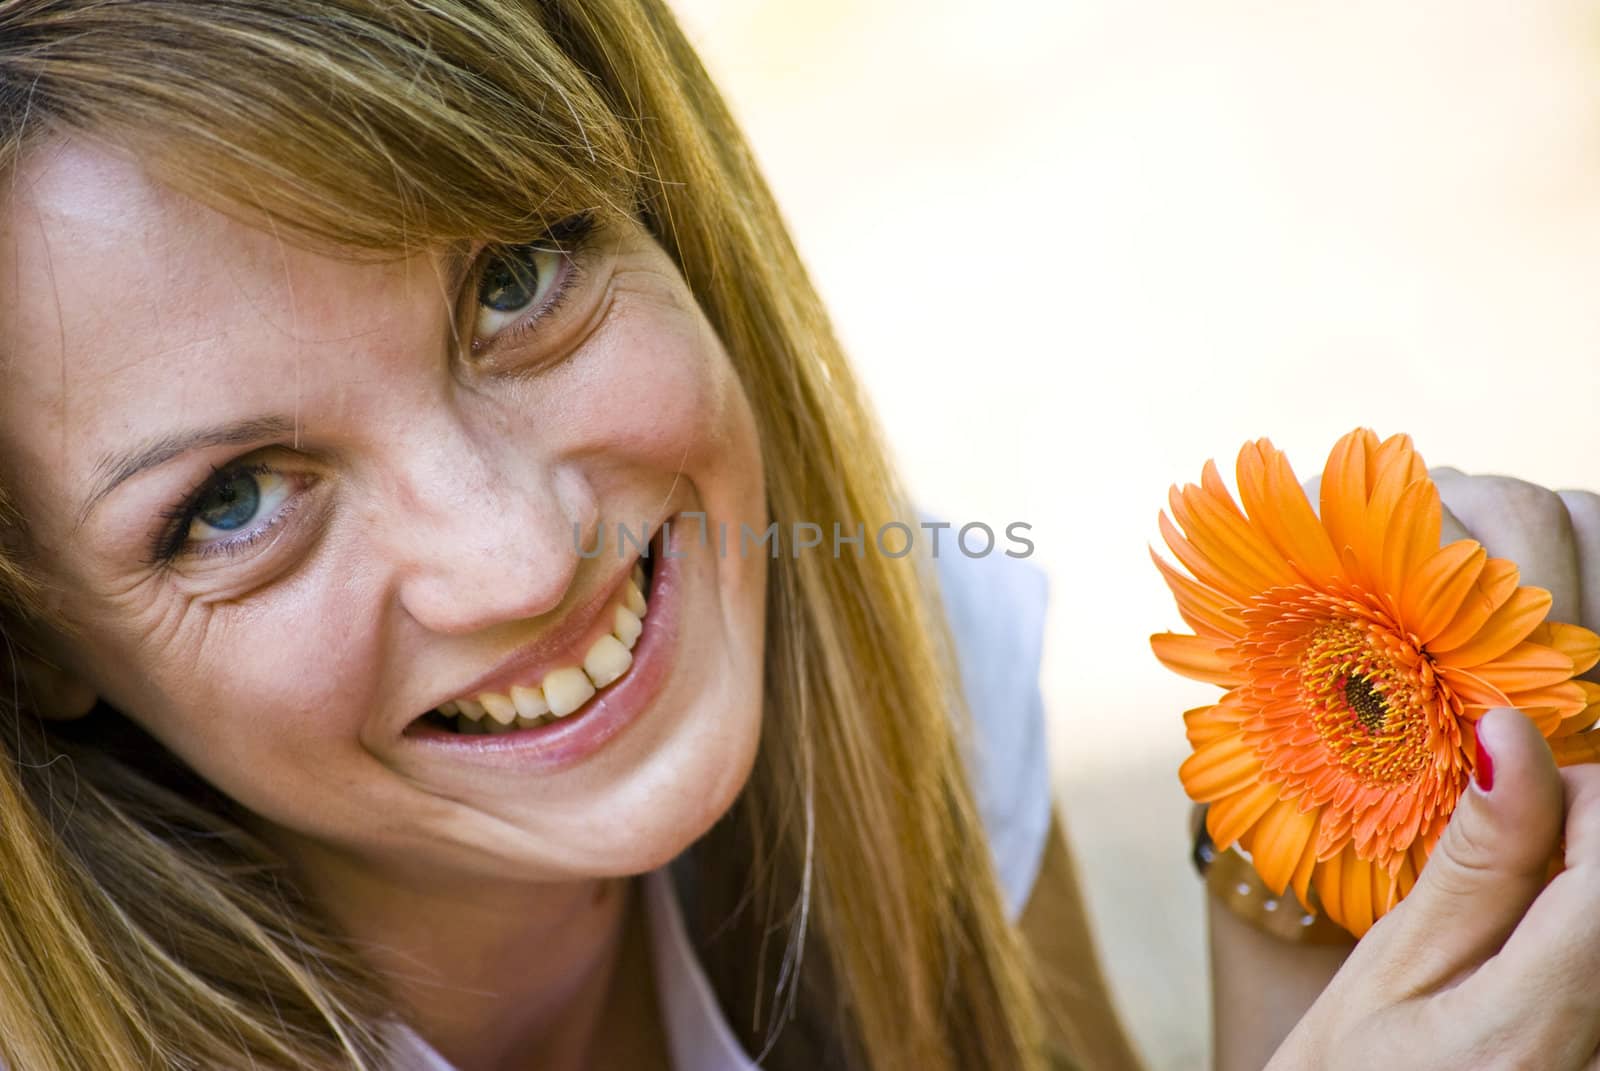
1191,805,1352,945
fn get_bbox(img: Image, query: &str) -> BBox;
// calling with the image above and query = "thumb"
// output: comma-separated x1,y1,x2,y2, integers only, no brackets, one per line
1368,707,1563,990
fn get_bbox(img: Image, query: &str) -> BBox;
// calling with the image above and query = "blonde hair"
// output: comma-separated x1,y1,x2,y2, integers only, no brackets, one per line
0,3,1050,1069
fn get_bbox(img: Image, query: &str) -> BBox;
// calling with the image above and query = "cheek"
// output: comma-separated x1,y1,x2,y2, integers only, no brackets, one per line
555,289,761,500
77,565,386,810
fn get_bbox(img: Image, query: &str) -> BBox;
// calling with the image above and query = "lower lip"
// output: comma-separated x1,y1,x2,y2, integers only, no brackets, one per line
399,532,682,772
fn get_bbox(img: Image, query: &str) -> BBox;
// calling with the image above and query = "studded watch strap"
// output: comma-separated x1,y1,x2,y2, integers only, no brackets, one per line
1192,805,1353,945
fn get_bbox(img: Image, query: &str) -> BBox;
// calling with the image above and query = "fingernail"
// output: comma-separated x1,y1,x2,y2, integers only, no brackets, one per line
1473,718,1495,793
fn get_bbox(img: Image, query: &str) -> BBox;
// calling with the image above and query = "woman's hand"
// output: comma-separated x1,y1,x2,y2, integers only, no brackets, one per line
1264,472,1600,1069
1269,706,1600,1069
1209,470,1600,1062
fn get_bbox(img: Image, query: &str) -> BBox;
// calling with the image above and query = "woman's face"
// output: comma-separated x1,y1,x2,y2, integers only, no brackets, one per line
0,140,769,887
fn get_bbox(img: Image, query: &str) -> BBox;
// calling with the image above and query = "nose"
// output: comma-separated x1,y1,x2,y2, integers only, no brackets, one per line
382,429,600,636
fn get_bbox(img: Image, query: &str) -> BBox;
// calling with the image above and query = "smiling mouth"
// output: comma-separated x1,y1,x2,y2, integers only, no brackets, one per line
412,551,655,736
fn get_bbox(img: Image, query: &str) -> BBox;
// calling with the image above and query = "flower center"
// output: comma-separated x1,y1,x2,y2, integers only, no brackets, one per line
1300,620,1429,785
1343,674,1388,732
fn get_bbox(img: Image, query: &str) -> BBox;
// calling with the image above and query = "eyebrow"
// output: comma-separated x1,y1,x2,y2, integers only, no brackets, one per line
78,414,299,527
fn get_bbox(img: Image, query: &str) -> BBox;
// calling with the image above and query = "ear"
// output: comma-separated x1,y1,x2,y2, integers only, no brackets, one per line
12,649,98,721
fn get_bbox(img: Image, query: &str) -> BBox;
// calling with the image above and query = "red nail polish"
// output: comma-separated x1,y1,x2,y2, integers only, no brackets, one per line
1474,719,1495,792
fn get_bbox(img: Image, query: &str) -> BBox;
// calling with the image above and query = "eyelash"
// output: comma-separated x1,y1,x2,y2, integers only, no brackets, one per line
150,215,598,566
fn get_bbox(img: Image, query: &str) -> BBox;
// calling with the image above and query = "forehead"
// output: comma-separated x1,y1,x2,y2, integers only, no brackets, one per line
0,140,441,484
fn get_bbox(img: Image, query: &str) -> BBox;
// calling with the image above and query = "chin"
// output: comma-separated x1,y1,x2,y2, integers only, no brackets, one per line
554,690,764,879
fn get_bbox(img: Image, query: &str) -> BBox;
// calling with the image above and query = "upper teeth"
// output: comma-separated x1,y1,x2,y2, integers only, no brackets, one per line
541,667,596,718
511,685,548,718
441,564,649,732
583,635,633,688
480,693,517,725
613,604,642,648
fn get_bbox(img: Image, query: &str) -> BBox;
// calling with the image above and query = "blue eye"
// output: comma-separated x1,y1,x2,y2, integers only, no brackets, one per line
179,466,292,552
193,471,263,532
151,462,307,565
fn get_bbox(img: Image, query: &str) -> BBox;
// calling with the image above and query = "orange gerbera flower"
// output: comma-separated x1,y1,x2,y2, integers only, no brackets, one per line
1152,429,1600,936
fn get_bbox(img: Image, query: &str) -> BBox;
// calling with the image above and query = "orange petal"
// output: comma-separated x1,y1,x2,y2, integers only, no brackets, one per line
1360,453,1422,574
1436,665,1513,710
1543,622,1600,678
1378,478,1442,600
1431,586,1552,667
1431,558,1523,653
1552,731,1600,766
1207,780,1280,849
1291,818,1320,908
1184,703,1243,748
1320,430,1376,562
1150,548,1245,639
1353,787,1411,849
1379,437,1428,503
1388,849,1419,912
1315,847,1345,925
1236,440,1343,587
1475,641,1585,694
1503,681,1591,721
1200,459,1250,522
1251,798,1318,895
1339,849,1377,937
1151,633,1243,687
1370,432,1426,486
1400,541,1488,644
1169,478,1299,595
1550,685,1600,738
1371,862,1402,917
1159,511,1260,606
1180,737,1264,801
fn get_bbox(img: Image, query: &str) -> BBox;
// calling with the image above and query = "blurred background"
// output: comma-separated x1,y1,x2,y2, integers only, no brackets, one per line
668,2,1600,1066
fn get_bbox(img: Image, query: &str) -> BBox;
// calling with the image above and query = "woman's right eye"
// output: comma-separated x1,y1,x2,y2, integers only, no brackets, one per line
473,242,568,342
466,214,596,352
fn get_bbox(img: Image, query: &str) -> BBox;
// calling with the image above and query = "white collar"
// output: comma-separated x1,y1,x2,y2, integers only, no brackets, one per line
384,868,753,1071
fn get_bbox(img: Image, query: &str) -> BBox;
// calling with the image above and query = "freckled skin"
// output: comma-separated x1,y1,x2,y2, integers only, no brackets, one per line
0,139,769,896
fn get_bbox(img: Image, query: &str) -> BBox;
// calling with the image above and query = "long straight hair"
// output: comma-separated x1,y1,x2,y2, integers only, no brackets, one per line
0,3,1050,1068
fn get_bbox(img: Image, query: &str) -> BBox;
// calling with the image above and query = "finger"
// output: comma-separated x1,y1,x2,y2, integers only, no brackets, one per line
1368,708,1563,993
1559,762,1600,863
1459,763,1600,1064
1558,490,1600,641
1438,501,1473,547
1433,471,1584,625
1426,467,1473,544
